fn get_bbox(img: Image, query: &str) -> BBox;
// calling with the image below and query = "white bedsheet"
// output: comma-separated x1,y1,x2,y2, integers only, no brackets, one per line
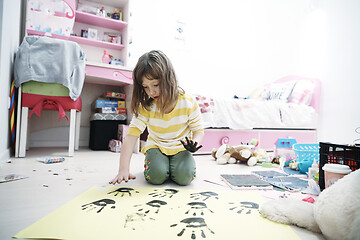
196,96,317,130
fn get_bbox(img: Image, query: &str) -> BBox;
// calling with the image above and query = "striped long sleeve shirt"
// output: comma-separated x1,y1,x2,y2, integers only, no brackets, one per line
127,92,204,155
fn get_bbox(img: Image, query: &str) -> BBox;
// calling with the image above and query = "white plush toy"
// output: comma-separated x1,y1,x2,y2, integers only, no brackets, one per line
260,169,360,240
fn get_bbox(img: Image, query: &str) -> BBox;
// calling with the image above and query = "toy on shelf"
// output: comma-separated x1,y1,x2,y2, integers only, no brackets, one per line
273,138,297,166
97,6,106,17
81,29,88,38
109,9,122,21
104,32,121,44
87,28,98,40
102,50,111,64
250,138,259,147
110,58,124,66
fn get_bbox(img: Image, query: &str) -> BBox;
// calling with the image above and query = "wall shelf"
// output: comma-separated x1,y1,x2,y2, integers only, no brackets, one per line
26,29,70,40
68,35,125,50
75,11,127,30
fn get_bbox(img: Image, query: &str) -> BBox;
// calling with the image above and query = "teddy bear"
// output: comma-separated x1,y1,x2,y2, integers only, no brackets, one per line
211,144,258,166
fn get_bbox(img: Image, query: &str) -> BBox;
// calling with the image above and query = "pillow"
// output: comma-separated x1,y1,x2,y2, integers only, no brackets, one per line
262,81,296,102
288,80,316,105
193,94,214,113
249,87,264,100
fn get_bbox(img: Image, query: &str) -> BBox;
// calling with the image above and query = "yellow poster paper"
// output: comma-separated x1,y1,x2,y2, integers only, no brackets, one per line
14,186,300,240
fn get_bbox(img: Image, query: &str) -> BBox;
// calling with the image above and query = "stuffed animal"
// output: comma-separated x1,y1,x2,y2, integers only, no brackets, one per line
259,169,360,240
211,144,258,166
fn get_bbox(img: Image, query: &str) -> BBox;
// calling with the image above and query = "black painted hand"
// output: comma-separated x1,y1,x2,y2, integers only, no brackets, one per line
181,137,203,153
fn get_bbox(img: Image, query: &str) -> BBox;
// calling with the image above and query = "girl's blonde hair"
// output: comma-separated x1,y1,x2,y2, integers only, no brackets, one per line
131,50,181,116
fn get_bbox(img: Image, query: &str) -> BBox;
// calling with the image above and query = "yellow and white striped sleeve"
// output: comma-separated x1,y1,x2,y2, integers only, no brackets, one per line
127,108,148,137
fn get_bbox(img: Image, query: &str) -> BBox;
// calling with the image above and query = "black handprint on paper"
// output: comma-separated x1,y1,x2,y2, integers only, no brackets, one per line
148,189,179,198
185,202,214,216
171,217,215,239
190,191,219,201
108,187,139,197
81,198,116,213
229,201,259,214
124,200,168,230
124,213,146,230
134,199,168,216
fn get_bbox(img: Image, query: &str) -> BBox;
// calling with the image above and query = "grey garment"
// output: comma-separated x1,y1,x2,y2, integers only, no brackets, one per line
144,148,196,186
14,36,86,100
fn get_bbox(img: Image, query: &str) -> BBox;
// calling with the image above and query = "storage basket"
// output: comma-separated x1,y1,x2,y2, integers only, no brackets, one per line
293,143,319,163
319,142,360,190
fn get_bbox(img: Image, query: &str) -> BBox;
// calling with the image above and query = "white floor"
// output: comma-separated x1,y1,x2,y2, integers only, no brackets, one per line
0,147,324,240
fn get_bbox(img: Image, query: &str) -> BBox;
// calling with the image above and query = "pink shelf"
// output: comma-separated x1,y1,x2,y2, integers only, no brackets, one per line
68,35,124,50
27,29,70,40
85,64,133,86
75,11,127,30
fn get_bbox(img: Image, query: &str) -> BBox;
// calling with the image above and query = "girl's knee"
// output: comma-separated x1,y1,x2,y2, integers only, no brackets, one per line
145,167,169,185
171,161,196,185
171,168,195,186
144,149,169,185
170,150,196,185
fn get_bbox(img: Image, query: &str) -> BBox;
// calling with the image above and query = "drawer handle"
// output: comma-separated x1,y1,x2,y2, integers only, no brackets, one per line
113,71,132,80
220,136,229,145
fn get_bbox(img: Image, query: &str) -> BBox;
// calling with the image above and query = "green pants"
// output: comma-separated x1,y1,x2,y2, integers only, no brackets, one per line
144,148,196,186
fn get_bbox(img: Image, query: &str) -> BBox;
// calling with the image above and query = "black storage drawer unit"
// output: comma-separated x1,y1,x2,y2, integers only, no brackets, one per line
89,120,126,150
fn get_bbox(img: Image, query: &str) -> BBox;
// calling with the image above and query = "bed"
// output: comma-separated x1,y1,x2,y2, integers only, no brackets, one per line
193,75,321,153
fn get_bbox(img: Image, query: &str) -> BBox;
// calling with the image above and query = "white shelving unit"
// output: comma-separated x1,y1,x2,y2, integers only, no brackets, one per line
15,0,134,157
72,0,132,86
25,0,132,86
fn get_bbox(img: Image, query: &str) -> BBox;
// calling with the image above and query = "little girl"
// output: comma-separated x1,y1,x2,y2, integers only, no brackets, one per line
110,50,204,186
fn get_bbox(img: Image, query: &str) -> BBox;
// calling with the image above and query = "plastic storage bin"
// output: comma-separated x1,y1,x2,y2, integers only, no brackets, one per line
319,142,360,190
293,143,319,162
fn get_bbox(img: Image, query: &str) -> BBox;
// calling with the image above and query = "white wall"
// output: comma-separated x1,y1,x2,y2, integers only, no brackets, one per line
129,0,360,145
0,0,23,163
316,0,360,144
130,0,315,96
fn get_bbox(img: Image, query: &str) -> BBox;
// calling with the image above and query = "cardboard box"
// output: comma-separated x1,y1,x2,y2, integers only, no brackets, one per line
92,99,126,110
98,107,126,114
105,91,126,99
108,139,121,153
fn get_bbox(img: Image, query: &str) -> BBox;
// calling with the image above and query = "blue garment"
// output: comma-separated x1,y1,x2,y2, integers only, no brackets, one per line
14,36,86,100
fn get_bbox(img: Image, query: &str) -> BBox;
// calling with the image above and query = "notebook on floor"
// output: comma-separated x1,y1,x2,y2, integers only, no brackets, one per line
262,176,309,192
220,174,273,190
251,170,288,178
